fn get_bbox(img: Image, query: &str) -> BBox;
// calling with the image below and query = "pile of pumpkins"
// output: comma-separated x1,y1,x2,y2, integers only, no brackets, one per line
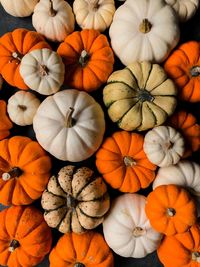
0,0,200,266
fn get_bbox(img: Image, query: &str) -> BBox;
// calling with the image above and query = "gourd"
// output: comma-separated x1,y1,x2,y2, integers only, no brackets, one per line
33,89,105,162
73,0,116,32
103,61,177,131
96,131,157,192
41,165,110,233
20,48,65,95
57,29,114,92
7,91,40,126
145,184,197,236
143,126,185,167
103,194,163,258
0,205,52,267
0,100,13,140
1,0,38,17
0,136,52,206
32,0,75,42
164,41,200,102
109,0,180,65
0,28,51,90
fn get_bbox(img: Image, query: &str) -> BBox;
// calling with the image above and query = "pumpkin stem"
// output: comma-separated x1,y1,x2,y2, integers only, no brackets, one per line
139,18,152,34
8,239,20,252
190,66,200,77
192,251,200,262
2,167,22,181
164,141,173,150
133,227,145,237
39,64,49,76
124,156,136,167
49,0,57,17
137,89,154,102
79,50,90,67
18,105,27,111
74,263,85,267
166,207,176,217
66,195,77,209
12,52,23,62
65,107,75,128
88,0,100,10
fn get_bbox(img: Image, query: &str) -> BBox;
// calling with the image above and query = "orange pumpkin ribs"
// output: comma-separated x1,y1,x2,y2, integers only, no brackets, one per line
0,100,13,140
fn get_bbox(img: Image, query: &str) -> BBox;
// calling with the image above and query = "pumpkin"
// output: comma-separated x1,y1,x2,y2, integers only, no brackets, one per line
32,0,75,42
20,48,65,95
96,131,157,193
1,0,38,17
168,110,200,158
165,0,199,22
103,61,177,131
73,0,116,32
0,136,52,206
0,205,52,267
7,91,41,126
0,100,13,141
157,223,200,267
57,29,114,92
33,89,105,162
0,28,51,90
109,0,180,65
41,165,110,234
145,184,197,236
103,194,163,258
49,231,114,267
143,126,185,167
164,41,200,102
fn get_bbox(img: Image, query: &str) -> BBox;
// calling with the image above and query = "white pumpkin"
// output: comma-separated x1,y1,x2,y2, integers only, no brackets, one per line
165,0,199,22
20,49,65,96
109,0,180,65
33,89,105,162
7,91,40,126
103,194,163,258
73,0,116,32
143,126,185,167
32,0,75,42
1,0,38,17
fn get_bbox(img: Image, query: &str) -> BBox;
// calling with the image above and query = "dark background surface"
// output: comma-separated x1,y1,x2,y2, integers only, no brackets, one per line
0,1,200,266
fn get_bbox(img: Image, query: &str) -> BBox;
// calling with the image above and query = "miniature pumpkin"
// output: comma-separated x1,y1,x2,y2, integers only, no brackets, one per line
0,136,52,206
109,0,180,65
103,194,163,258
0,205,52,267
157,223,200,267
1,0,38,17
73,0,116,32
103,61,177,131
168,110,200,157
57,29,114,92
143,126,185,167
96,131,157,192
0,100,13,140
32,0,75,42
164,41,200,102
7,91,41,126
33,89,105,162
0,28,51,90
41,165,110,234
145,184,197,236
20,48,65,95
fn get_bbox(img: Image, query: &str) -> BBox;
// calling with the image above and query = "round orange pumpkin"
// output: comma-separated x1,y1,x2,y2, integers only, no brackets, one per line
0,100,13,141
0,28,51,89
0,205,52,267
49,231,114,267
96,131,157,193
0,136,52,205
57,29,114,92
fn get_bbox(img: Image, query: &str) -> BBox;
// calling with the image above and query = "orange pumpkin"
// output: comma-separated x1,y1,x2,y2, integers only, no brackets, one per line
157,223,200,267
145,184,197,236
49,231,114,267
0,100,13,140
168,110,200,158
0,136,52,205
0,28,51,89
96,131,157,193
57,29,114,92
0,205,52,267
164,41,200,102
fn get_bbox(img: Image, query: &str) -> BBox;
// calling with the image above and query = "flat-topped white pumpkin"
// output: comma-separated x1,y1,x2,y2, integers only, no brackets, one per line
1,0,38,17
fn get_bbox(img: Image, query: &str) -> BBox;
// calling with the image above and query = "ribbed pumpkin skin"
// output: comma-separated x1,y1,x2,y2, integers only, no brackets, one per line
96,131,157,192
0,28,51,89
57,29,114,92
49,232,114,267
164,41,200,102
157,224,200,267
0,206,52,267
0,136,52,205
0,100,13,140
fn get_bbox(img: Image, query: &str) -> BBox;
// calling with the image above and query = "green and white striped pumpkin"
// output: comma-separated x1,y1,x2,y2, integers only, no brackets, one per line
103,61,177,131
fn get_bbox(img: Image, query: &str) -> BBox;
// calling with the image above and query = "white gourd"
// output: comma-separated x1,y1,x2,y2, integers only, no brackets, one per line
1,0,38,17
